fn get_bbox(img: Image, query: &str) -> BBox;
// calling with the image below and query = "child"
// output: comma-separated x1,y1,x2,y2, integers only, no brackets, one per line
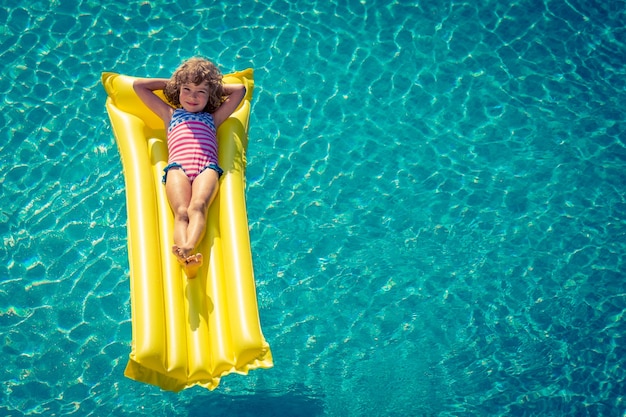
133,57,246,277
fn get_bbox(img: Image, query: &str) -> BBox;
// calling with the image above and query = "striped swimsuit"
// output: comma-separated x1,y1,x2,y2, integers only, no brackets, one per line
163,108,223,183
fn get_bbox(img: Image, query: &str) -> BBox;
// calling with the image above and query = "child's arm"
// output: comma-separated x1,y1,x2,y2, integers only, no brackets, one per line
133,78,174,124
212,84,246,128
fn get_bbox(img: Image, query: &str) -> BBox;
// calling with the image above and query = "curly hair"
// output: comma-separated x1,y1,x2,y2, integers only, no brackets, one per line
163,57,224,113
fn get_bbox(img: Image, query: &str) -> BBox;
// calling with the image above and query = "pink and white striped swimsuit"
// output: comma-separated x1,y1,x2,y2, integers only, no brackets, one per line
163,108,222,183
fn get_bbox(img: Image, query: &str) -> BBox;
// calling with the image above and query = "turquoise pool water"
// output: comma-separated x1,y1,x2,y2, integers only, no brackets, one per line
2,0,626,415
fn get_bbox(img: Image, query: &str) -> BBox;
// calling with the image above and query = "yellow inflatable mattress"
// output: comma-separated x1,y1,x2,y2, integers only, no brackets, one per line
101,69,272,391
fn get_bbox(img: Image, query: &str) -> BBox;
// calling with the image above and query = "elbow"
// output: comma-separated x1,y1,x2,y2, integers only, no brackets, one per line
132,79,144,94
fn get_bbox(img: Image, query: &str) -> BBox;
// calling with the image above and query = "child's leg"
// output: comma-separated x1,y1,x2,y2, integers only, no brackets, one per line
184,169,220,254
164,168,193,262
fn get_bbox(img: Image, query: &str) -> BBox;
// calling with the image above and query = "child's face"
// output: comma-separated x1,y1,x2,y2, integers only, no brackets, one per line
179,81,210,113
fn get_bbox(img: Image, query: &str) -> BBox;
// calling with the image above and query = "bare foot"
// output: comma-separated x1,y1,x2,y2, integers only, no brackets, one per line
172,245,188,265
184,253,203,279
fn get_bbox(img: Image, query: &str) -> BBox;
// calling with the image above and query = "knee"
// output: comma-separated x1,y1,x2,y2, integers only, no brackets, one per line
188,200,208,216
173,206,189,221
